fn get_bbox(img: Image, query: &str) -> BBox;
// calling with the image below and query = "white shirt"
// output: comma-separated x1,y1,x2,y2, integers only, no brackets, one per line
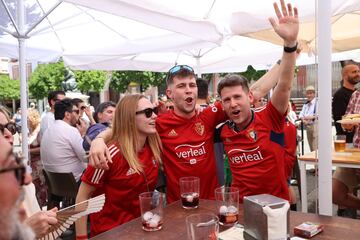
41,120,86,181
39,111,55,140
299,98,317,118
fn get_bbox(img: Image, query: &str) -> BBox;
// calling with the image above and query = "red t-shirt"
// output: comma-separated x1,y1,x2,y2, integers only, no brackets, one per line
81,143,159,237
284,119,297,179
156,102,226,203
221,101,289,202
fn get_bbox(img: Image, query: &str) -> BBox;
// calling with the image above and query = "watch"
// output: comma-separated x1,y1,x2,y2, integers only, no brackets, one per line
284,42,298,53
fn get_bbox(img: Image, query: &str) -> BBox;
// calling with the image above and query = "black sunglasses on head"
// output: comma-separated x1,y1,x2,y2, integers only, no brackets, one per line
136,107,158,118
0,122,18,135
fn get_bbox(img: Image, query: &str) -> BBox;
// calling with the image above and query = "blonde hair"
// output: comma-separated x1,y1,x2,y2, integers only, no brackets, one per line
111,94,162,174
0,106,11,121
27,109,40,133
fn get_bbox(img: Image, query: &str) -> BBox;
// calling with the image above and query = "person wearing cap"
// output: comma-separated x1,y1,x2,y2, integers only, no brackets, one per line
299,85,317,151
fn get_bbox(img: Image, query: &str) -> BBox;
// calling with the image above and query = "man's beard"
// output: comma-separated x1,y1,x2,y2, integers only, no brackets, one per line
0,190,35,240
0,207,35,240
348,77,360,85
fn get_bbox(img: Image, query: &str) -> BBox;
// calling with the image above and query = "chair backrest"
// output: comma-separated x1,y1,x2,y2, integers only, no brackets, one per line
42,170,78,198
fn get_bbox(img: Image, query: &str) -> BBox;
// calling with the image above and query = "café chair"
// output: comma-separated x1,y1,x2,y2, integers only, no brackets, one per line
42,169,78,209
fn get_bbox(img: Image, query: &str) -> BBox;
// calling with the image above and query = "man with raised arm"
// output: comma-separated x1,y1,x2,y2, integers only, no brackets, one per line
217,0,298,201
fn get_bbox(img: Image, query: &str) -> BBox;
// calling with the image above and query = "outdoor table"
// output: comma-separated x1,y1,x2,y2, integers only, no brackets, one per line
298,149,360,213
90,199,360,240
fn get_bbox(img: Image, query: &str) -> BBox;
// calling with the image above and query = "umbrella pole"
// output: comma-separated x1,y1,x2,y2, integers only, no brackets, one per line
18,0,29,166
317,0,333,216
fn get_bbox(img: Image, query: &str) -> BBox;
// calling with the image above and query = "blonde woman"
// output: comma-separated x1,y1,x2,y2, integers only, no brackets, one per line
28,108,47,207
75,94,162,238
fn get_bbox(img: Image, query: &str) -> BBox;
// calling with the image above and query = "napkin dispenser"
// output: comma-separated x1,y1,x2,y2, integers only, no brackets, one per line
243,194,290,240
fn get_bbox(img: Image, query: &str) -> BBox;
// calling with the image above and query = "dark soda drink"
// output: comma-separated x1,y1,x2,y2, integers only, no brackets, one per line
181,192,199,209
142,219,163,231
142,211,163,231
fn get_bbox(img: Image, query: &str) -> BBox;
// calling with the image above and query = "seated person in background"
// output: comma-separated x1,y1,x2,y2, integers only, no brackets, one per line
72,98,95,126
83,101,116,152
41,98,87,182
75,94,162,238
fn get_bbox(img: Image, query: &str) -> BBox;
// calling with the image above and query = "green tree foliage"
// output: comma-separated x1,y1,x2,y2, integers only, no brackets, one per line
74,70,107,93
110,71,166,93
0,74,20,100
29,61,67,99
240,65,266,81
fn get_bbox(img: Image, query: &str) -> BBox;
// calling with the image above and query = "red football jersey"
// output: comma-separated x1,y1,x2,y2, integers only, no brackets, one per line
284,119,297,179
156,102,226,203
82,143,159,236
221,101,289,202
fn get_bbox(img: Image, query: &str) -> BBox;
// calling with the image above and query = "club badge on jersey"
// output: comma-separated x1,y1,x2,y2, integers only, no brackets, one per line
194,122,205,136
248,129,257,142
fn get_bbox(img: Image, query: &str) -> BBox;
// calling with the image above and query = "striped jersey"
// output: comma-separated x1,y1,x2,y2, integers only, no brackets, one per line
81,142,159,236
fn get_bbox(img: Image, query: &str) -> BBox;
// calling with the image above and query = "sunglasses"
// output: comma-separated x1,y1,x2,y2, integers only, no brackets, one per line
80,106,87,110
166,106,174,110
136,107,158,118
0,165,26,186
166,65,194,82
0,122,18,135
0,154,26,186
71,109,80,114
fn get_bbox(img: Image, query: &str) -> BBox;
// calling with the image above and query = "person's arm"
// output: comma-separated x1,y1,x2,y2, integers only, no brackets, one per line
75,183,96,240
84,106,96,125
24,208,58,238
270,0,299,114
250,63,280,102
89,128,112,169
70,129,87,163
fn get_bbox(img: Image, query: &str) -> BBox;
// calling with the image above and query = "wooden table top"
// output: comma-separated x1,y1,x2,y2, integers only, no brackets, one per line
90,199,360,240
298,149,360,164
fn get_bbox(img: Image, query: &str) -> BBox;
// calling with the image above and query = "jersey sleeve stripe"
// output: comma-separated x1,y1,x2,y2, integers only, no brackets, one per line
91,169,101,183
93,169,105,184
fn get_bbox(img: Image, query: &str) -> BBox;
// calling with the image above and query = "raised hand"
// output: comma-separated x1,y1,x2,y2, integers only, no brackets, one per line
269,0,299,46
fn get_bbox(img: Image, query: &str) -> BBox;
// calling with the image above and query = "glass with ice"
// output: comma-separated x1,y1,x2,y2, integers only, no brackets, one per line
215,187,239,226
180,176,200,209
139,191,164,231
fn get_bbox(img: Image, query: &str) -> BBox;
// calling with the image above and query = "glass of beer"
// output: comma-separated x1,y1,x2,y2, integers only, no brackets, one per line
334,135,346,152
215,187,239,226
139,191,164,231
180,176,200,209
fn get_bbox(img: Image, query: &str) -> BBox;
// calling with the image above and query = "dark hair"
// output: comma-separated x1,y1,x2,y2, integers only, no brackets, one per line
93,101,116,123
217,74,249,96
54,98,76,120
166,68,196,86
72,98,84,107
196,78,209,100
47,90,65,106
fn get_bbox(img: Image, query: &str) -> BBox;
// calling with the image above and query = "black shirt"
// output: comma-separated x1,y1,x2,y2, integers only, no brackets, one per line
332,86,355,143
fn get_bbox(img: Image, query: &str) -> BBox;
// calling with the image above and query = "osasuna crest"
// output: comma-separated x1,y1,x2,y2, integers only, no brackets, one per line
248,129,257,142
194,122,205,136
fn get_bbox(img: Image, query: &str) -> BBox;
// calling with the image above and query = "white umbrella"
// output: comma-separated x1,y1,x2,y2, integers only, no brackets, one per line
0,0,223,163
